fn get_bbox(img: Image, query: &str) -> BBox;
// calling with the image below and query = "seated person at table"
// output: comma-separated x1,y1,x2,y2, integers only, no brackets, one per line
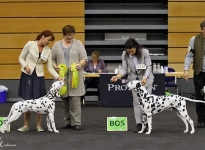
83,50,108,101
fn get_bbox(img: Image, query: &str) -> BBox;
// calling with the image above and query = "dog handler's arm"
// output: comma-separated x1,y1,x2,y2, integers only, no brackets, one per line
183,70,189,82
110,74,122,82
183,36,195,82
79,59,87,67
76,59,87,70
19,41,32,74
52,62,60,73
111,51,127,82
47,52,62,80
141,77,147,85
116,74,122,80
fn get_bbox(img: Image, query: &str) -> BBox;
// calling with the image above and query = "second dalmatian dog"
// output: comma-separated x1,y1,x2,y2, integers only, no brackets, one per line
127,80,205,135
0,80,65,133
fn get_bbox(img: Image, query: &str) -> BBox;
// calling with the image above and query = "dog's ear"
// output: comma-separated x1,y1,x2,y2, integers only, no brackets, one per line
56,91,60,97
136,82,141,88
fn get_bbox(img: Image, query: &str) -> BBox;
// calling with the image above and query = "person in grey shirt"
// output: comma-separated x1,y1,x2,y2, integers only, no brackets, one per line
183,20,205,128
51,25,87,130
110,38,154,133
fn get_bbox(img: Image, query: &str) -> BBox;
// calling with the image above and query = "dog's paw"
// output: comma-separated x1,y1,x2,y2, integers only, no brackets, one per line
48,128,53,132
54,130,59,133
190,130,195,134
0,130,5,133
138,131,143,134
184,130,188,133
145,131,151,135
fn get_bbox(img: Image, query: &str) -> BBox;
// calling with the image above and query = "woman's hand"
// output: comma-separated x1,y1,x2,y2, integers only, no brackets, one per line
110,76,118,82
57,76,64,81
24,66,31,74
98,69,102,73
76,63,82,70
54,66,60,73
141,78,147,85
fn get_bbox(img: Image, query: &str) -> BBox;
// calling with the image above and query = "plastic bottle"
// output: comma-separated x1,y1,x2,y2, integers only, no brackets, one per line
164,66,168,73
157,63,161,73
153,63,156,74
160,66,164,73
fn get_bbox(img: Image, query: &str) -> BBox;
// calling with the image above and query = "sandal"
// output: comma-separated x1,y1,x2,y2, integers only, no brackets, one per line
18,126,30,132
36,126,44,132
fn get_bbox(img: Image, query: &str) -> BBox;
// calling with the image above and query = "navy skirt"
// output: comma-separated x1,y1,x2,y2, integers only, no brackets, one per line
18,70,46,100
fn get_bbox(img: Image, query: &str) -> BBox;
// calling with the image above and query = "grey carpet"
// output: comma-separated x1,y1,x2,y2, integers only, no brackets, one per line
0,102,205,150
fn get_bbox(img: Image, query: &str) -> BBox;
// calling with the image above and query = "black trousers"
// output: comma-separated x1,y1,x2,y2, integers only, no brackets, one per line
193,72,205,122
82,77,100,101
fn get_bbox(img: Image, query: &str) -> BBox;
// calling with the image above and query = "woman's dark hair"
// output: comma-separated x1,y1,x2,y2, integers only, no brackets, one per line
124,38,143,59
35,30,55,41
62,25,75,36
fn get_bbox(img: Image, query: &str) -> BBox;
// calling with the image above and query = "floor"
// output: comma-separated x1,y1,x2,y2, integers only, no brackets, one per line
0,101,205,150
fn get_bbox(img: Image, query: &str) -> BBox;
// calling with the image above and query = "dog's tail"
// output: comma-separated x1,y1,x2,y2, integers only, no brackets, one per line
184,97,205,103
4,103,16,121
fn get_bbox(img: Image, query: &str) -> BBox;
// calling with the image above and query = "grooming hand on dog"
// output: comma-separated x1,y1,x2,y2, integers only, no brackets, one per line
127,80,205,135
0,80,65,133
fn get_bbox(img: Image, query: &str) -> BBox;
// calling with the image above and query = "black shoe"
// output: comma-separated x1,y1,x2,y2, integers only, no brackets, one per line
134,124,142,133
197,122,205,128
61,124,72,129
74,125,81,130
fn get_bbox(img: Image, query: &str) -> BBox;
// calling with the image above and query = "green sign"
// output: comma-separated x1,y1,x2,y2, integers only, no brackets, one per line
0,117,4,129
165,91,171,96
0,117,10,131
107,117,128,131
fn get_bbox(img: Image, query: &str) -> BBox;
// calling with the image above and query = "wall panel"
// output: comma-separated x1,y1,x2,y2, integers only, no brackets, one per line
168,48,187,63
168,0,204,1
0,33,84,64
168,1,205,78
0,2,84,17
0,49,21,64
0,18,84,33
0,0,84,1
169,63,193,78
168,2,205,17
168,18,204,32
0,33,84,48
0,0,85,81
0,65,21,79
168,33,196,48
0,64,53,79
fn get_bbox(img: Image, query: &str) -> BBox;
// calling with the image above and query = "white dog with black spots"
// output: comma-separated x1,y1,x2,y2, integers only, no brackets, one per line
127,80,205,135
0,80,65,133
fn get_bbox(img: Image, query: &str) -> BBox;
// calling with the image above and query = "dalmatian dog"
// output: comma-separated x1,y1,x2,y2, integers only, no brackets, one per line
0,80,65,133
127,80,205,135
